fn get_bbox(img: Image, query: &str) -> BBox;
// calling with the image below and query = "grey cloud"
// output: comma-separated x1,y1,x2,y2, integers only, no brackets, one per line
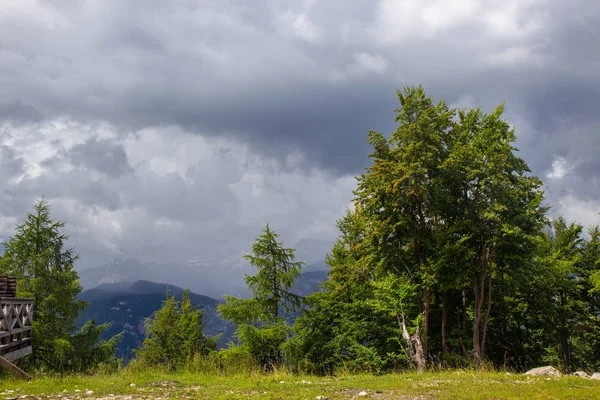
0,0,599,272
0,0,584,176
0,144,25,178
68,137,133,178
0,101,42,123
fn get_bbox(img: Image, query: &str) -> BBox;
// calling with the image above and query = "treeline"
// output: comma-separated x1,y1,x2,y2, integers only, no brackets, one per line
2,86,600,376
287,87,600,374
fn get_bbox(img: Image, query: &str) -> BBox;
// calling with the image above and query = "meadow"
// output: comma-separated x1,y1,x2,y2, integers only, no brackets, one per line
2,371,600,400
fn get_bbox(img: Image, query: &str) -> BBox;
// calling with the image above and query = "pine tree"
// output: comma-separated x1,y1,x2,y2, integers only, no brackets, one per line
0,199,120,373
135,289,217,370
218,224,305,368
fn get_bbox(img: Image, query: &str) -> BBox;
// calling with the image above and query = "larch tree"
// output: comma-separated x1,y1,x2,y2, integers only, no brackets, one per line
0,199,121,373
218,224,305,368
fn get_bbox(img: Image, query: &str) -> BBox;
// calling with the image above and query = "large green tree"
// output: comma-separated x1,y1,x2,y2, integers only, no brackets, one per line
0,199,120,373
290,86,548,373
445,105,546,365
218,224,304,368
353,86,455,371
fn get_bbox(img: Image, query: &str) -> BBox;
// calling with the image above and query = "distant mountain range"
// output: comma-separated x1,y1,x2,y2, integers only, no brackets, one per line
77,270,329,360
76,238,332,360
78,239,332,299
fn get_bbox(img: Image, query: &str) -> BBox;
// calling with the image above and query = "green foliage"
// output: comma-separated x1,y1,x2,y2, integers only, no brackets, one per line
288,211,409,375
290,86,553,374
216,345,261,374
218,224,305,368
0,199,120,373
135,289,217,371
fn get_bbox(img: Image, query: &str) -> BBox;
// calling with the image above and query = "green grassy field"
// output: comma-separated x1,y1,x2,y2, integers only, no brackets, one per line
1,371,600,399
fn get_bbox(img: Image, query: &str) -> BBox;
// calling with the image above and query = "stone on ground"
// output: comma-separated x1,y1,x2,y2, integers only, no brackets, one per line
573,371,589,378
590,372,600,380
524,366,561,377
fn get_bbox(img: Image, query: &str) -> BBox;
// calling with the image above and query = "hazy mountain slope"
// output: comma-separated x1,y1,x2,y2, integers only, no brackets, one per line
77,269,329,361
78,281,234,361
78,244,331,298
78,258,251,299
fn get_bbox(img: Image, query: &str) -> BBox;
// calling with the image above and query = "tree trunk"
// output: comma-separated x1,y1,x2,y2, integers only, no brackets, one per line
480,272,493,358
473,275,483,366
398,313,427,373
473,247,493,368
558,293,571,372
422,288,431,357
442,291,450,354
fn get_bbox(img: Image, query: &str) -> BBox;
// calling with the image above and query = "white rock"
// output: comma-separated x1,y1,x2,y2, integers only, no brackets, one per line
129,383,136,387
590,372,600,380
524,366,561,377
316,396,328,400
358,391,368,396
279,381,285,384
85,390,94,395
573,371,589,378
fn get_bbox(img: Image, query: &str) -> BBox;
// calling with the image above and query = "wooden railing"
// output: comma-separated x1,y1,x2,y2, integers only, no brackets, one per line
0,297,33,362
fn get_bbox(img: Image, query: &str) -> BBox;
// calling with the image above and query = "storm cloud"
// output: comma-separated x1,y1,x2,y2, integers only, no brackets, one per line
0,0,599,269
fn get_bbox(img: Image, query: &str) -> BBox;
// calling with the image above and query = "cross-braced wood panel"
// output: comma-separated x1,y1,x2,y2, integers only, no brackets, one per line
0,298,33,359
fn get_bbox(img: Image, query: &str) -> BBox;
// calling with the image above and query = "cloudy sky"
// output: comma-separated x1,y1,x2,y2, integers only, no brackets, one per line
0,0,599,269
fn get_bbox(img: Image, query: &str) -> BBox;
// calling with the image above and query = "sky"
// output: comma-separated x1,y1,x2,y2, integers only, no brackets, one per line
0,0,599,269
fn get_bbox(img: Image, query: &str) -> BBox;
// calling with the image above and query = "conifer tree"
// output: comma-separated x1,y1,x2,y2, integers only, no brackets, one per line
135,289,217,370
218,224,305,367
0,199,120,373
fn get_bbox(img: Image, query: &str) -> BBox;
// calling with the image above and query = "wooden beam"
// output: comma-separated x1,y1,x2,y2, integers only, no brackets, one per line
0,354,32,381
0,326,32,339
0,337,32,351
3,346,32,362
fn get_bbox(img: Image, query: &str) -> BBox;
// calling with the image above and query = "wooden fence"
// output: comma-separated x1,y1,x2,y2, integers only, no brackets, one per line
0,275,34,379
0,297,34,362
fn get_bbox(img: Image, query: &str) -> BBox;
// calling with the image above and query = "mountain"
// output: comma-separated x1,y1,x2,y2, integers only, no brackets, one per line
78,280,235,361
292,270,329,296
78,239,331,298
78,269,330,361
78,258,252,299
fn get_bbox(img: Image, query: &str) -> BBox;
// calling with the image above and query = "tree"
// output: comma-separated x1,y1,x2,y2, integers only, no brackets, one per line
218,224,305,368
135,289,217,370
287,210,407,374
0,199,120,373
291,86,547,373
353,86,455,371
445,105,546,365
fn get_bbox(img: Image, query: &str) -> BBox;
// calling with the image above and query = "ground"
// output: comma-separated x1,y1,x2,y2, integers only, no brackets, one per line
1,371,600,399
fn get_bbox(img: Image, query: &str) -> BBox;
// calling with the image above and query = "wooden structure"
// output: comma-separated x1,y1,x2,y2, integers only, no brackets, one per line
0,276,33,380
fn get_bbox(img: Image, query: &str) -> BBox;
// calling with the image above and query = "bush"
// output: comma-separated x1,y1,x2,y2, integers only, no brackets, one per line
217,345,261,374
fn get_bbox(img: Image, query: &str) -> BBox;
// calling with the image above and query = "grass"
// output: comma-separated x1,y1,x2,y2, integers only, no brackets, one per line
1,371,600,399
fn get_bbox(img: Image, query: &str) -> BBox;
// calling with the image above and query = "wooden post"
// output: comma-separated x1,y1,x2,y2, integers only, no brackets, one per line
0,355,32,381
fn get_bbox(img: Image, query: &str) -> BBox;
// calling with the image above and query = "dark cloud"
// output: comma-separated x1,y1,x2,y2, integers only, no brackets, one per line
68,137,133,178
0,0,587,176
0,101,42,123
0,0,599,271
